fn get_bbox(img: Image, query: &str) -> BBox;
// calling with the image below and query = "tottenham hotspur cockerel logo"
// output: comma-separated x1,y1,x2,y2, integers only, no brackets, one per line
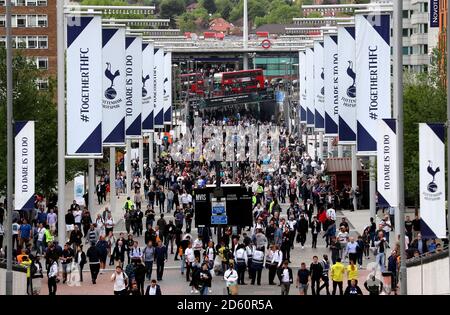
426,160,440,193
104,62,120,100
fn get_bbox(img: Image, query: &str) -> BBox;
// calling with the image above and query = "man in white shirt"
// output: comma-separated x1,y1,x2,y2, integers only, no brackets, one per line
47,209,57,234
145,279,162,295
73,209,82,230
277,261,293,295
224,264,239,295
129,241,142,260
234,244,248,285
36,223,47,254
48,257,59,295
345,237,358,264
111,265,128,295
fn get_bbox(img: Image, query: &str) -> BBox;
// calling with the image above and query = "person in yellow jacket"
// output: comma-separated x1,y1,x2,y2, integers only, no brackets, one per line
346,260,359,287
330,257,345,295
20,255,32,294
44,228,54,247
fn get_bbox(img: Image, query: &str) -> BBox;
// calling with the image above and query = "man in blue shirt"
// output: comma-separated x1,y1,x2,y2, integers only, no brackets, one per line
19,219,32,249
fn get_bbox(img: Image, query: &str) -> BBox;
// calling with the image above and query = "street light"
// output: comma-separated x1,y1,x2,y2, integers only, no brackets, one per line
5,0,14,296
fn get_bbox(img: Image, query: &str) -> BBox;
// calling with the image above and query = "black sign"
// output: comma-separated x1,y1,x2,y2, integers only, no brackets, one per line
198,90,275,109
194,186,253,227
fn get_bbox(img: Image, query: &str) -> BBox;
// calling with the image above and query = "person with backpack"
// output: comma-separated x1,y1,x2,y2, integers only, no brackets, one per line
111,265,128,295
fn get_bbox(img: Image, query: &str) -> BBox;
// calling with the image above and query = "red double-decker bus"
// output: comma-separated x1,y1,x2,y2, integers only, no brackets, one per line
180,73,205,96
213,69,265,95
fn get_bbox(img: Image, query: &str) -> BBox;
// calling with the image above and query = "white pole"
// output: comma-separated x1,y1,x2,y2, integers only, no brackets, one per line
57,0,66,246
394,0,407,295
139,137,144,182
126,139,132,195
369,156,376,217
149,132,154,176
5,0,13,296
318,131,324,161
243,0,248,70
327,138,332,158
88,159,95,214
338,144,344,158
110,147,116,213
351,144,357,211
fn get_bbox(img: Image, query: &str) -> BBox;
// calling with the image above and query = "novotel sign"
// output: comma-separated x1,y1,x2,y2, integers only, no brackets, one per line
430,0,440,28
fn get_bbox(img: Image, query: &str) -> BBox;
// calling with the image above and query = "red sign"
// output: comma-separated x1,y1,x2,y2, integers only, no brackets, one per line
261,39,271,49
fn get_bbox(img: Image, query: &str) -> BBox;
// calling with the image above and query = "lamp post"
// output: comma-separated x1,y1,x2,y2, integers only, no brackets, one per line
5,0,14,296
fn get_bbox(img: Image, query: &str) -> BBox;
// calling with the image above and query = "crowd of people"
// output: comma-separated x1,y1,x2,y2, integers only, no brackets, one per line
0,110,447,296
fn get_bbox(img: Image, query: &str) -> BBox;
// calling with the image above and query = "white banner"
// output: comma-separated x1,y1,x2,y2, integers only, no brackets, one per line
142,41,154,133
314,40,325,132
15,121,35,211
125,35,143,139
299,50,307,123
73,175,85,206
324,34,339,137
338,25,357,145
102,27,126,146
306,47,315,128
356,13,392,155
153,47,165,129
419,123,446,239
377,119,398,208
66,15,102,156
163,51,172,125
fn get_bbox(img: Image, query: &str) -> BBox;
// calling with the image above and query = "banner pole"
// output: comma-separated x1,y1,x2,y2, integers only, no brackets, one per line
5,0,14,296
351,144,357,212
149,132,154,176
88,159,95,214
110,147,116,214
126,139,132,195
57,0,66,247
338,145,343,158
319,131,324,161
139,137,144,184
446,0,450,293
394,0,407,295
369,156,376,218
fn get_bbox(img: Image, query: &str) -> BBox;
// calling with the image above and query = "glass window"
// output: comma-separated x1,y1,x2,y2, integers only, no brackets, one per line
28,15,37,27
36,79,48,90
0,15,5,27
16,36,26,48
37,15,47,27
28,36,37,48
36,57,48,69
38,36,47,49
16,15,26,27
27,0,37,6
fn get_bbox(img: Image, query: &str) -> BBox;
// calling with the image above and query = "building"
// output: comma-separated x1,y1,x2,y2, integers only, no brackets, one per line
209,18,234,34
438,0,447,81
0,0,57,89
301,0,438,73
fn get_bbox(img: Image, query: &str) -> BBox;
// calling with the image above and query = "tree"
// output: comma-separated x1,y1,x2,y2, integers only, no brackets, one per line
202,0,217,14
403,50,447,205
0,49,86,197
159,0,186,19
216,0,232,20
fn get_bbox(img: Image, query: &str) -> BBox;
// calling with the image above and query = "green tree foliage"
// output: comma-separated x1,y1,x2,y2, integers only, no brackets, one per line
254,0,300,27
403,51,447,205
0,49,86,197
160,0,186,19
216,0,232,20
202,0,217,14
